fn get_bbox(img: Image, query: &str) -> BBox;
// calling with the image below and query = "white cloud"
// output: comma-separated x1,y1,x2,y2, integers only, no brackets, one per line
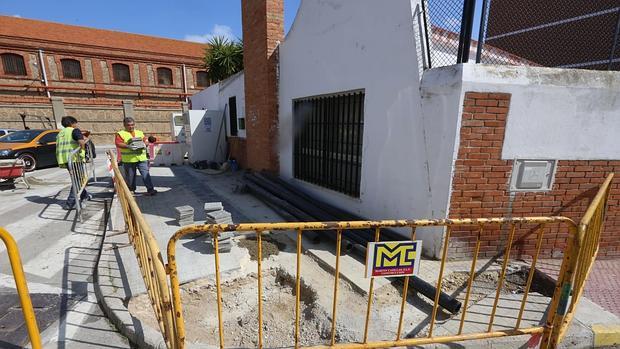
184,24,236,44
12,14,21,18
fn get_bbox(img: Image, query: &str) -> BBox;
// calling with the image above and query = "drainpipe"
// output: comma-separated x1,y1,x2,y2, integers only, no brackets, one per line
182,64,188,103
37,49,51,99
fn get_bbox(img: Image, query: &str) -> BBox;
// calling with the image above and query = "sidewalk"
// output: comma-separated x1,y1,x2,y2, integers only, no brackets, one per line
96,165,620,349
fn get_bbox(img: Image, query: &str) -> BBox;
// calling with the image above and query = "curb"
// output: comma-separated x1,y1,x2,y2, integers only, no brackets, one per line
592,324,620,347
94,193,168,349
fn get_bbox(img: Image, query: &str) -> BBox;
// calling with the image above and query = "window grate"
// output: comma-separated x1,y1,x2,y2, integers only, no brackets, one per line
1,53,27,76
293,91,364,198
61,59,83,79
157,67,173,85
112,63,131,82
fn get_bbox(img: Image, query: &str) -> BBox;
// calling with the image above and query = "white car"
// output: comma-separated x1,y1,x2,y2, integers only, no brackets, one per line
0,129,18,137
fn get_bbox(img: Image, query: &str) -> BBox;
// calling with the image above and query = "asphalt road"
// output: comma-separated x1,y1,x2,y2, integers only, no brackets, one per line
0,154,133,349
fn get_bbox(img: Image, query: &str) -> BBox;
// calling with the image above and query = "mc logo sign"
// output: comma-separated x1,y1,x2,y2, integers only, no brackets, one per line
365,241,422,278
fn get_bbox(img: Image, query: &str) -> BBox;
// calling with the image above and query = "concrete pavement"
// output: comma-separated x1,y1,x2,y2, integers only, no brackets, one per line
0,153,132,349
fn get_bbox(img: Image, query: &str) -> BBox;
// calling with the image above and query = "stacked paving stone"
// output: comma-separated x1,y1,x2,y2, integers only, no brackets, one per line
174,205,195,226
204,202,234,253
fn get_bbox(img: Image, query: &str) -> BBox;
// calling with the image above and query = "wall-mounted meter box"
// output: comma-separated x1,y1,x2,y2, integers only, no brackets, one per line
509,159,557,192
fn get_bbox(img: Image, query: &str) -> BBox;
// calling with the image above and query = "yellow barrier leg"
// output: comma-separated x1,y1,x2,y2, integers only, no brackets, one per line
0,227,42,349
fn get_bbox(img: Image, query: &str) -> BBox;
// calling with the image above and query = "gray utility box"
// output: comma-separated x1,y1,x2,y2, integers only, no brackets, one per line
509,159,557,192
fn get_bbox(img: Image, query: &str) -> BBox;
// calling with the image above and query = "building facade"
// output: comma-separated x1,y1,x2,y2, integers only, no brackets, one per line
0,15,209,143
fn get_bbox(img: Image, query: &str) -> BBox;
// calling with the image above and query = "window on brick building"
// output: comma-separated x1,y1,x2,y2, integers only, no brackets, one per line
61,59,83,79
1,53,27,76
157,67,173,85
293,90,365,197
112,63,131,82
196,71,209,87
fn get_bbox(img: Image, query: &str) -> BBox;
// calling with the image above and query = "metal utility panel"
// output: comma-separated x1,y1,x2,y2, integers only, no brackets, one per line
186,110,226,163
510,159,557,192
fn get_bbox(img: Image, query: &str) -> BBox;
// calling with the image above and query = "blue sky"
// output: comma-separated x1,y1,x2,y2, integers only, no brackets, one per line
0,0,301,43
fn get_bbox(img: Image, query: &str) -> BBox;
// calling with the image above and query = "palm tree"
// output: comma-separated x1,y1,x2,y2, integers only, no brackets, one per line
204,36,243,83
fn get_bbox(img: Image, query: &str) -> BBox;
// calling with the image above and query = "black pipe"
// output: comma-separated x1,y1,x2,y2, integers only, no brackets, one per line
475,0,489,63
411,276,461,314
457,0,476,63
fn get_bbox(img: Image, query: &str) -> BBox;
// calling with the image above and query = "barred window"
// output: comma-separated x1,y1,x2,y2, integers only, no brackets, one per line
61,59,83,79
1,53,27,76
293,91,365,197
196,71,209,87
112,63,131,82
157,67,173,85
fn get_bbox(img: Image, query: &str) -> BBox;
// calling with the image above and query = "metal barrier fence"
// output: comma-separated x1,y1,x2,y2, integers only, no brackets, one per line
68,140,97,221
0,227,41,349
108,146,612,349
106,151,178,349
542,173,614,347
168,217,581,349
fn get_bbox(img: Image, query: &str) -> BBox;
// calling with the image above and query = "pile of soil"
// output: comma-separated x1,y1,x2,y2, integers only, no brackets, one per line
238,235,284,261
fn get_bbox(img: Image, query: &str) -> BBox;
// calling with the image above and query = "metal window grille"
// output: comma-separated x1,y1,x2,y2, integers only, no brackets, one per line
157,67,173,85
196,71,209,87
1,53,27,76
112,63,131,82
61,59,83,79
293,91,364,198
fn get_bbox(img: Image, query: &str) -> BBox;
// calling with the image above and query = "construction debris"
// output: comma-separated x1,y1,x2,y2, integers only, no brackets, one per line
204,202,234,253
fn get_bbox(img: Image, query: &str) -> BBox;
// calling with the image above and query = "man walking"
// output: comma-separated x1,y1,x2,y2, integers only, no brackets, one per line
56,116,91,210
115,117,157,195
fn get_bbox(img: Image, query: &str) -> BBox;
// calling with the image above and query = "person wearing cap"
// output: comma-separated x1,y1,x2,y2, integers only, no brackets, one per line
115,117,157,195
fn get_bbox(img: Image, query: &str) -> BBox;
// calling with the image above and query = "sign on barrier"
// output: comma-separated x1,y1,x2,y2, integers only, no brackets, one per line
365,240,422,278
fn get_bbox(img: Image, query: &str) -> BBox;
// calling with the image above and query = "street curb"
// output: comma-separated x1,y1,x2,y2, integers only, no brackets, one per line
94,193,168,349
592,324,620,347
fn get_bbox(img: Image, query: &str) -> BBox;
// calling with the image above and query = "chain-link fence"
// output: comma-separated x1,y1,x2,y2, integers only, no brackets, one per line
424,0,620,71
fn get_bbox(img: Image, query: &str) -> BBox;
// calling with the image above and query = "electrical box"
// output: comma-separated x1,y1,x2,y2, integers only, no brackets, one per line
510,159,556,192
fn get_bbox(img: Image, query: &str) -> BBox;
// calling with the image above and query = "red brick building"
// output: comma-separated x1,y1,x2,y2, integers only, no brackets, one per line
0,15,209,143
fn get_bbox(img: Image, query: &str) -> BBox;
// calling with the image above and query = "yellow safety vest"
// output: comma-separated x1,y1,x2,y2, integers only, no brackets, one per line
117,129,147,163
56,127,85,168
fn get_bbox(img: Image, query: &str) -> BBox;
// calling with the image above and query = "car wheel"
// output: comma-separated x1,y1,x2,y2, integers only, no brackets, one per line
18,153,37,172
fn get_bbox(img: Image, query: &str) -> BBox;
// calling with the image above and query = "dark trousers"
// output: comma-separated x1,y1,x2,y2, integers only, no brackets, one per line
122,161,154,192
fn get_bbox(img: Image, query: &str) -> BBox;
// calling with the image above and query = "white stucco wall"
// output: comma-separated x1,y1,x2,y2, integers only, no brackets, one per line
420,64,620,231
279,0,446,256
189,72,246,138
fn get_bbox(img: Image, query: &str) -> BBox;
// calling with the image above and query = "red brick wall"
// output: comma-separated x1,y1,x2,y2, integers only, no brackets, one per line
228,137,248,169
448,92,620,260
241,0,284,172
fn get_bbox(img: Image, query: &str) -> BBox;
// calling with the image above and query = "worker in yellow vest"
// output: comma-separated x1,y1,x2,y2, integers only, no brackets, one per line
56,116,92,210
115,117,157,196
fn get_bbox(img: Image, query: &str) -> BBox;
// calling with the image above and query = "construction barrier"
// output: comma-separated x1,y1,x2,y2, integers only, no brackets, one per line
542,173,614,347
107,151,178,349
0,227,41,349
108,148,612,349
68,140,97,221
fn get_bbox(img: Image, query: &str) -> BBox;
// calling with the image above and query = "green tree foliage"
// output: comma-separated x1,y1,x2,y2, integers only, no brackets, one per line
204,36,244,83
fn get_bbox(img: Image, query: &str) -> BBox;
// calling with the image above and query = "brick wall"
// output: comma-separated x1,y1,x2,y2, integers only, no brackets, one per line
241,0,284,172
228,137,248,169
448,92,620,260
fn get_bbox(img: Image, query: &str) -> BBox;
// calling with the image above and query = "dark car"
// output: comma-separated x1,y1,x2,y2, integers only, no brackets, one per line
0,129,60,171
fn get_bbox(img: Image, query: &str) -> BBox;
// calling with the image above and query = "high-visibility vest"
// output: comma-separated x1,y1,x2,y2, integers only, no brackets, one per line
56,127,84,168
117,129,147,163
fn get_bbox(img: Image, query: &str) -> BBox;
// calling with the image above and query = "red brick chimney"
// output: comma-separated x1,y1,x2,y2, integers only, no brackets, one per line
241,0,284,172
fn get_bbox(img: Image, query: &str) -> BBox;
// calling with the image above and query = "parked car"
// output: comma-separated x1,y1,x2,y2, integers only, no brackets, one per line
0,129,18,137
0,129,60,171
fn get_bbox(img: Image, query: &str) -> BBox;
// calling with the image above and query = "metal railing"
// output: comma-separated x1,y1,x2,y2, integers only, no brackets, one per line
0,227,42,349
167,217,582,349
542,173,614,347
109,147,612,349
68,140,97,221
106,151,178,349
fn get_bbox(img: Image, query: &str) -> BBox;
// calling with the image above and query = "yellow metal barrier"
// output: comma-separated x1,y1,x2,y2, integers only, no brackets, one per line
107,151,178,349
167,217,579,349
541,173,614,348
0,227,42,349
